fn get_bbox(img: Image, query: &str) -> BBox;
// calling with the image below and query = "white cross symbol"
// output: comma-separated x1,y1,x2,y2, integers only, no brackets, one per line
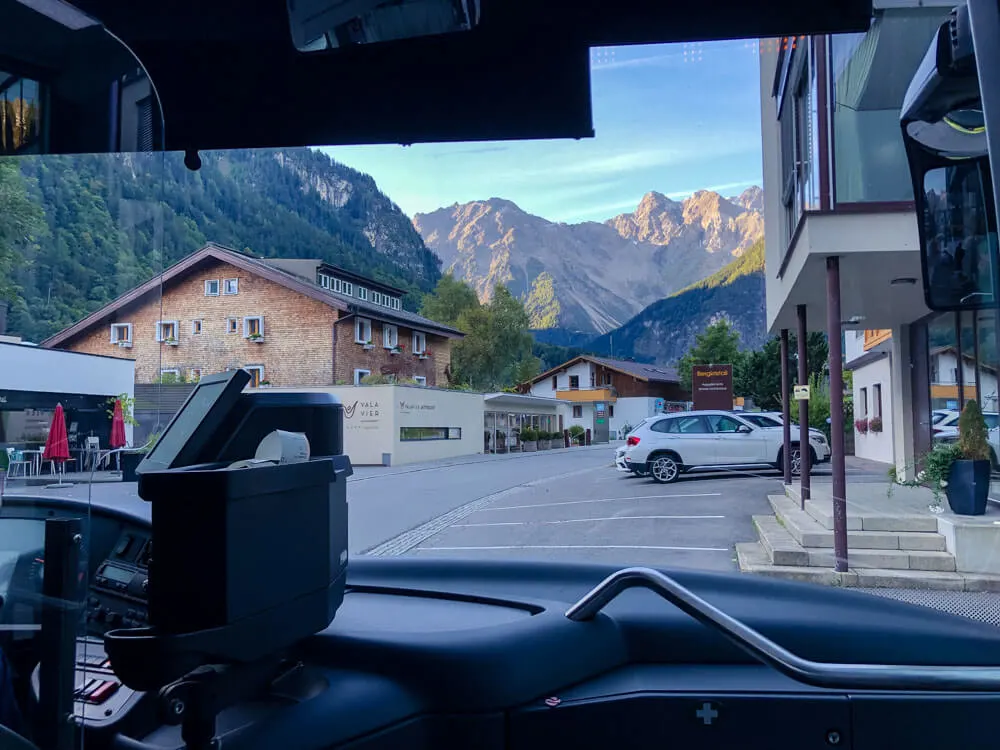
695,702,718,725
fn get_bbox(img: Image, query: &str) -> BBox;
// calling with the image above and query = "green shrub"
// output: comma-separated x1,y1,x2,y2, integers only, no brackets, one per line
958,400,991,461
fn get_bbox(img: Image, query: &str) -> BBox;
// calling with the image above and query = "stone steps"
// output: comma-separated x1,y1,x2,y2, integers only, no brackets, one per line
785,484,939,532
769,495,947,551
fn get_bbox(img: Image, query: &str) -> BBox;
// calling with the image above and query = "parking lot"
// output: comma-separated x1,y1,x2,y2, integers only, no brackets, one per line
359,449,854,570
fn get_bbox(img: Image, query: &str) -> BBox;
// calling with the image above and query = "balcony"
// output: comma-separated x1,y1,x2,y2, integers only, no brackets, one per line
556,387,617,403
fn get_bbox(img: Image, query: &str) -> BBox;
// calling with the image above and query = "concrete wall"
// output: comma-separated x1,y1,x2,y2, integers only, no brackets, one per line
0,342,134,398
254,385,482,466
611,397,657,437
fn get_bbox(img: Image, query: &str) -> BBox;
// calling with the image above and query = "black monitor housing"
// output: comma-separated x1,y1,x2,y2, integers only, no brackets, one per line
106,369,351,693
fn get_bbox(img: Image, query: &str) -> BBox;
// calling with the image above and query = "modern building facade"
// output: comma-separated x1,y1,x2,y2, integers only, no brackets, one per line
760,0,988,483
0,338,135,458
40,243,463,389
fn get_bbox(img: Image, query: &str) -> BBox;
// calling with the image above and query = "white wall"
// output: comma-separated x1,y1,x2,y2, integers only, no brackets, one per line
844,330,867,363
610,397,657,437
853,356,894,464
531,361,595,397
256,385,483,466
0,343,135,398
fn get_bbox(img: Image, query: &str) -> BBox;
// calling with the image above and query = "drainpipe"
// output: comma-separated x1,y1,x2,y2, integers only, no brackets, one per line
826,257,848,573
780,329,792,484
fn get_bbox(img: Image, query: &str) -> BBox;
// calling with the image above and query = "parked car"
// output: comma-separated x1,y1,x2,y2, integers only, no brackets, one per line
615,417,653,475
623,410,829,484
734,411,831,462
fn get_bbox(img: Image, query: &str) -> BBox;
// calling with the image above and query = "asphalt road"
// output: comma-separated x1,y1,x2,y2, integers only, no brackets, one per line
353,448,812,569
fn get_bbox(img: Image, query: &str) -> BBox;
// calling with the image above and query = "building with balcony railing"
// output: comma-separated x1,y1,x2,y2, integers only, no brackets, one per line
520,355,689,441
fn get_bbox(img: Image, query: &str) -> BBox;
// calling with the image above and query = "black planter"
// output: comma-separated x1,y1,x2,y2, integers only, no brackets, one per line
121,452,144,482
945,459,991,516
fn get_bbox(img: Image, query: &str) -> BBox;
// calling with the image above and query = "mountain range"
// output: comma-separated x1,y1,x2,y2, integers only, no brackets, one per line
2,145,766,369
413,186,763,334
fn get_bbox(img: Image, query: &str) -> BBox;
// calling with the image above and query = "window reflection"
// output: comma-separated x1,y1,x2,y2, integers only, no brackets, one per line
0,74,42,155
923,162,999,310
830,8,945,204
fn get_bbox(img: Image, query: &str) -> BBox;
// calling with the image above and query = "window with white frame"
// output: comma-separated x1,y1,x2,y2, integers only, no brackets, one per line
391,297,400,310
160,368,180,382
383,324,398,349
357,287,369,301
226,318,239,334
343,281,353,296
371,291,383,306
189,368,203,381
413,376,427,386
318,273,332,289
355,317,372,344
412,331,426,354
191,320,203,335
243,316,264,338
110,323,132,345
223,278,239,295
244,365,264,387
354,368,371,385
155,320,179,342
332,277,344,293
205,279,220,296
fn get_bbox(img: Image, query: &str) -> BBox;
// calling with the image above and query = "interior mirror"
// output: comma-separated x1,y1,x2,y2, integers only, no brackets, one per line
288,0,481,52
920,161,1000,310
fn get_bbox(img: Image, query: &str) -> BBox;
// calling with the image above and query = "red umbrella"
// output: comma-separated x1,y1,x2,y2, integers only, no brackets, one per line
110,399,127,473
43,403,71,485
43,404,70,463
110,400,127,449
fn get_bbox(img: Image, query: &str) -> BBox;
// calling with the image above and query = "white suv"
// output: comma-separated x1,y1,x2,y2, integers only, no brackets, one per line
623,410,828,484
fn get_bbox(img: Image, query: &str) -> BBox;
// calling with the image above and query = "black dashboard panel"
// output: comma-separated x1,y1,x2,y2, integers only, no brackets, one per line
3,492,1000,750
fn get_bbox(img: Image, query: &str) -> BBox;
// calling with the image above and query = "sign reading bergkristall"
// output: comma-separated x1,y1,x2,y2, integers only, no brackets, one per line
691,364,733,411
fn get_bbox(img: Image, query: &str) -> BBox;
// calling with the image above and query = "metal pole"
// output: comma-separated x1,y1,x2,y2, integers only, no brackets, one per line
955,312,965,412
826,257,848,573
780,329,792,484
796,304,811,508
36,517,83,750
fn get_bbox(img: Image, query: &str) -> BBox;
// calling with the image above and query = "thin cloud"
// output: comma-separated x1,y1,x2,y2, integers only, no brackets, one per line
665,180,761,200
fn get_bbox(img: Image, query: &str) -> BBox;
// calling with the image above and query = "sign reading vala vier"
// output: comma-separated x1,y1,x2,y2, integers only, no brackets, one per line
345,400,381,419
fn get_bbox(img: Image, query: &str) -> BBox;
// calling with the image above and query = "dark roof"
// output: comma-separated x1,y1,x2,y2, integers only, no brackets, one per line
41,243,463,347
529,355,681,386
586,356,680,383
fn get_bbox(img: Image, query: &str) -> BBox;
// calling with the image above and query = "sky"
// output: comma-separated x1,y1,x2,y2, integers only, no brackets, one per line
319,40,763,224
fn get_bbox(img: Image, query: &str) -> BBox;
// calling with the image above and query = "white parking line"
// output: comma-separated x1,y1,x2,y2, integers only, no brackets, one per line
483,492,722,512
417,544,730,552
453,515,725,527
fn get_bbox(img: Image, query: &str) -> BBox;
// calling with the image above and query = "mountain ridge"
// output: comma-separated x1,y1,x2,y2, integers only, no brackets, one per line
414,186,763,334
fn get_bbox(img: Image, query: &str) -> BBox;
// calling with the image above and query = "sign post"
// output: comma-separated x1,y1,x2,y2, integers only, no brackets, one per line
691,364,734,411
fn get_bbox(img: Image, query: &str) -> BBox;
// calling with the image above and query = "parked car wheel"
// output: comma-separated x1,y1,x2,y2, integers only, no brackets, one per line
648,453,680,484
786,445,816,477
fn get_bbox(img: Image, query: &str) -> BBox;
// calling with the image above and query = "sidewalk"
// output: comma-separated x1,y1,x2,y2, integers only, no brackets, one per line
738,459,1000,592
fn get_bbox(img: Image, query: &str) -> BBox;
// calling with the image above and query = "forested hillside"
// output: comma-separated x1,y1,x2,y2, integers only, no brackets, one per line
1,148,441,342
587,237,766,365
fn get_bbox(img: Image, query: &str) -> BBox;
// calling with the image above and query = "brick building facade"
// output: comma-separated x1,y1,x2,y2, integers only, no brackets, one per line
41,243,463,388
